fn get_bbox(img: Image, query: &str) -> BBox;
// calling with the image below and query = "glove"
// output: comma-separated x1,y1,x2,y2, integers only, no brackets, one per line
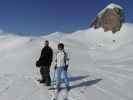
54,65,57,70
36,60,40,67
64,65,68,71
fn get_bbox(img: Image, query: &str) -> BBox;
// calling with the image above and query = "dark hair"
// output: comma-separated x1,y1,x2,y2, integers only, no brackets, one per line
44,40,49,46
58,43,64,50
45,40,49,43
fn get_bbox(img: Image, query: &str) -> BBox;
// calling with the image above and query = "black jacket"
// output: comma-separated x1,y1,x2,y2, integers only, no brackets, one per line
36,46,53,67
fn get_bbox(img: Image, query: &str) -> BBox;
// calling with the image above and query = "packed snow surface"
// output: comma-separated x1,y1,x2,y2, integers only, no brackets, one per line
0,23,133,100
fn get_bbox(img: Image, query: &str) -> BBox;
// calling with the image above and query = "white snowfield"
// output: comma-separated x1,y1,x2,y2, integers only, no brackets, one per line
0,23,133,100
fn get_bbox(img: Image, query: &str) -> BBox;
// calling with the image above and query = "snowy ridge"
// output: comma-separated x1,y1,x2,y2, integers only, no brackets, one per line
98,3,123,17
105,3,123,9
0,23,133,100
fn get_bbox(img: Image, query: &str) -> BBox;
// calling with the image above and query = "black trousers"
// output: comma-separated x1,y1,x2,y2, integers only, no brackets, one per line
40,67,51,84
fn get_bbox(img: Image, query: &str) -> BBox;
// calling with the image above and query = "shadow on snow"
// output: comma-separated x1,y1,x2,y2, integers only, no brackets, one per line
70,78,102,89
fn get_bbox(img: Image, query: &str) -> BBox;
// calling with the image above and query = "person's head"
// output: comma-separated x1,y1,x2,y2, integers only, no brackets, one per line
44,40,49,46
58,43,64,50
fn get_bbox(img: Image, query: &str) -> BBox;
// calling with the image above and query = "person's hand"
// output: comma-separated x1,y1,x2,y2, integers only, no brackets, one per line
54,65,57,70
36,60,40,67
64,65,68,71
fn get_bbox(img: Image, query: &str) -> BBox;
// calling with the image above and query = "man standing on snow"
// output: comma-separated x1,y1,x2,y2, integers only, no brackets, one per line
55,43,70,91
36,40,53,86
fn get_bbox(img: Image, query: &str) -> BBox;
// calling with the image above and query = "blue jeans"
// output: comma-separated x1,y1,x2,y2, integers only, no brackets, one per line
55,67,69,88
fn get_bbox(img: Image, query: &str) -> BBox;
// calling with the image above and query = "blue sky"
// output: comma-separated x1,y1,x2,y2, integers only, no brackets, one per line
0,0,132,36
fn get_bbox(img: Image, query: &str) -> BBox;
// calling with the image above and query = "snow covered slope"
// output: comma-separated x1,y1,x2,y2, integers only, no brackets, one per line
0,23,133,100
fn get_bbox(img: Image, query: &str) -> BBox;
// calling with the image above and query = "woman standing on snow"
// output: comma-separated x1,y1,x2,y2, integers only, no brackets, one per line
55,43,70,91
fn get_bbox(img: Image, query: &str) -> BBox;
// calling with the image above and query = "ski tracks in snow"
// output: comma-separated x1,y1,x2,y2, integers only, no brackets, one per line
76,64,133,100
0,70,130,100
0,74,49,100
0,64,133,100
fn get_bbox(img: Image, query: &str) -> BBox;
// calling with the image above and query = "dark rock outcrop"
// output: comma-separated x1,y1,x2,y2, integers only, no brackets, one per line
90,3,125,33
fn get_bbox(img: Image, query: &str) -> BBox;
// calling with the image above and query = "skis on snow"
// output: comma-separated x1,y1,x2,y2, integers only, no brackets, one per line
52,89,60,100
34,78,70,100
63,89,69,100
52,88,70,100
54,86,71,100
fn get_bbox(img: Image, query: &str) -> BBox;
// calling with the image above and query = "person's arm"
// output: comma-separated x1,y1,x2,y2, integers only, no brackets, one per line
50,48,53,62
65,51,69,65
36,48,44,67
54,51,58,69
39,48,45,60
64,51,69,71
48,48,53,67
